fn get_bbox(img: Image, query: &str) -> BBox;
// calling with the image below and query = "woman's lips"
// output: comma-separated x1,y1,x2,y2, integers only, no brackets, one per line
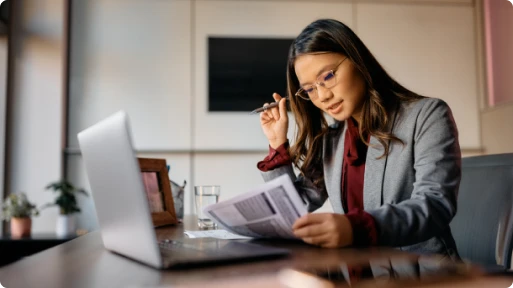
327,101,343,113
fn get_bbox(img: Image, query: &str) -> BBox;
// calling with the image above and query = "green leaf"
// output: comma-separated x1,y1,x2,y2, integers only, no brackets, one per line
1,192,39,220
45,179,88,215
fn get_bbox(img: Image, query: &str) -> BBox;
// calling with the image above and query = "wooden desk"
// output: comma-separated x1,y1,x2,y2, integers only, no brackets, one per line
0,216,511,288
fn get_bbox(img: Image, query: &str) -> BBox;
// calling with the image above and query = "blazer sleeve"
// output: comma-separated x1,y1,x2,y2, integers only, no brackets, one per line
260,164,328,212
367,99,461,246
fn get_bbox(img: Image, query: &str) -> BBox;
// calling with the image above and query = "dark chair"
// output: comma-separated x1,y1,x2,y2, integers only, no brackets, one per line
450,153,513,270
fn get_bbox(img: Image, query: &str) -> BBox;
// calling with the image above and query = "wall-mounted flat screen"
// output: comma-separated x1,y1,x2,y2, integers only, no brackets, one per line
208,37,294,112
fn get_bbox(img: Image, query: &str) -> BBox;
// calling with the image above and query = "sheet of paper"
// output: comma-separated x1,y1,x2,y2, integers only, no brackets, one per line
202,174,308,239
184,229,252,240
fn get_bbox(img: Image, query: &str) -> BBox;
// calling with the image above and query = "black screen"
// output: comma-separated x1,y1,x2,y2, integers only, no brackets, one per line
208,37,294,112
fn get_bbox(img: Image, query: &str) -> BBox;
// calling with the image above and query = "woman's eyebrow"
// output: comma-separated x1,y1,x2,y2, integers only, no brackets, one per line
299,63,337,87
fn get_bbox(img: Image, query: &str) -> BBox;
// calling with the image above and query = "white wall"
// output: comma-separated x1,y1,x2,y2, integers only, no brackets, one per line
65,0,482,231
481,104,513,154
6,0,65,233
356,2,481,149
193,0,352,150
68,0,194,231
68,0,192,151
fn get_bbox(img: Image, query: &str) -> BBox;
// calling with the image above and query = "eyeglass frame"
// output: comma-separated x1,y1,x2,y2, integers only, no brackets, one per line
294,57,348,101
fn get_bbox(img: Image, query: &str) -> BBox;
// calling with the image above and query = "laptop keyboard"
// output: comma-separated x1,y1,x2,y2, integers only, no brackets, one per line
157,239,289,268
159,239,262,257
159,239,205,252
158,239,232,266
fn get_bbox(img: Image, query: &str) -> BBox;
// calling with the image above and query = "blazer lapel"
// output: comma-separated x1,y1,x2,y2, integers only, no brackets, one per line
363,106,399,210
363,136,387,210
323,122,347,214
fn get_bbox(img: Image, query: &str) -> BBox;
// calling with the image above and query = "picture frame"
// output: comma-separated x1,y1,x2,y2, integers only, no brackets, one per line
138,157,178,227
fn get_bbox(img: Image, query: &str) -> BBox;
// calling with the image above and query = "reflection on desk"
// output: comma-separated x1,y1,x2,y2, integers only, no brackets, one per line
164,253,486,288
170,273,513,288
291,254,475,287
0,216,511,288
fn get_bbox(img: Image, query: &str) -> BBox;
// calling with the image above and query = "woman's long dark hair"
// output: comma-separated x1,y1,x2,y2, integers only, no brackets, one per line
287,19,423,190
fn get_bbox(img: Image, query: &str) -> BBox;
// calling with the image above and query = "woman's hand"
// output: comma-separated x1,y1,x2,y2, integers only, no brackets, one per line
260,93,288,149
292,213,353,248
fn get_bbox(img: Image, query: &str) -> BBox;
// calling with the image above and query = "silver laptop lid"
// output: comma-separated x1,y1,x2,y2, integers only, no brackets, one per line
77,111,162,268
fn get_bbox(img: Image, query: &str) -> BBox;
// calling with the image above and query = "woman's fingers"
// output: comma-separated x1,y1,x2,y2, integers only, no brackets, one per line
293,223,327,238
262,93,285,122
262,103,273,119
293,213,328,230
270,93,283,120
302,233,332,246
278,97,287,122
272,93,282,102
270,99,280,120
260,112,270,123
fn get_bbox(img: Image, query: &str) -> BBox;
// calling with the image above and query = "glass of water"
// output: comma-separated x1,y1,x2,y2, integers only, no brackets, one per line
194,185,220,229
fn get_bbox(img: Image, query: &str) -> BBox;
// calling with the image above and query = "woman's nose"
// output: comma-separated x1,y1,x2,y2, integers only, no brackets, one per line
316,85,333,102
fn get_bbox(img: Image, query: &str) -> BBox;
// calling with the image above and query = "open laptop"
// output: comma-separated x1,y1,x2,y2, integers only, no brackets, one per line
77,111,289,269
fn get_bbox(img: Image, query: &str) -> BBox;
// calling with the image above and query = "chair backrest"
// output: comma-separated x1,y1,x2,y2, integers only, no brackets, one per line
450,153,513,269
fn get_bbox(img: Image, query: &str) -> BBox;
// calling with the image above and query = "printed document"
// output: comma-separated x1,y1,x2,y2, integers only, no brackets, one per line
203,174,308,239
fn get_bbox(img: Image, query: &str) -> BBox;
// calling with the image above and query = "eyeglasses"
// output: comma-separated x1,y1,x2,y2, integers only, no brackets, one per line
295,57,348,101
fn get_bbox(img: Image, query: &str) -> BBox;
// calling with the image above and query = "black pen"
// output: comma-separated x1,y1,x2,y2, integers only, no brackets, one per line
249,97,289,114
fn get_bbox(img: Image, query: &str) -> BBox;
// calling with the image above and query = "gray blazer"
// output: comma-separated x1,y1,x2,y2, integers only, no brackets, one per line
261,98,461,259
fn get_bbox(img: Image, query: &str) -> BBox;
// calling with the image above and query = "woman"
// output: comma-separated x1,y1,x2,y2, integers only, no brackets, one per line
258,19,461,259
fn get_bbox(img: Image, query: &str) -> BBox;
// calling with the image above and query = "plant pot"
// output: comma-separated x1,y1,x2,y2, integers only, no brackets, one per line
56,214,76,237
10,217,32,238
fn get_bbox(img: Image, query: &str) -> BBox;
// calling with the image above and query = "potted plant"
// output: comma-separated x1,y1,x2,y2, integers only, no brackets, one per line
42,179,88,237
1,193,39,238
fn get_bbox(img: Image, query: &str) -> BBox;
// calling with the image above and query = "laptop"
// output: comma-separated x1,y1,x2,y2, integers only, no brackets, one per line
77,111,289,269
